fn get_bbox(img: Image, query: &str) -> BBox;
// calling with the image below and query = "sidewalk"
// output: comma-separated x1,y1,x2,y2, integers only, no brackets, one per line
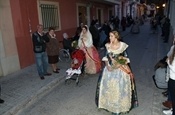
152,27,171,115
0,61,70,115
0,22,171,115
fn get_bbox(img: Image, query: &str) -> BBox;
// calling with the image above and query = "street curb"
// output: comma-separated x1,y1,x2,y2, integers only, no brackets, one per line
3,76,65,115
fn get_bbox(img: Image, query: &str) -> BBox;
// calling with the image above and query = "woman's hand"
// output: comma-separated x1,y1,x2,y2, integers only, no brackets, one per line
106,65,113,71
129,72,134,79
53,34,56,38
82,38,87,42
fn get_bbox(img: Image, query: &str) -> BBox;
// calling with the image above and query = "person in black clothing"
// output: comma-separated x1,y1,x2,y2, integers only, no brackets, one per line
73,27,81,42
114,16,120,31
160,15,166,37
101,21,111,47
163,18,170,43
89,19,100,48
32,24,52,80
77,23,83,33
121,17,127,31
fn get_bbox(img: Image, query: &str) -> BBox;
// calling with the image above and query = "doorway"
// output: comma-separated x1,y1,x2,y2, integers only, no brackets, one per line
96,8,103,26
77,5,87,26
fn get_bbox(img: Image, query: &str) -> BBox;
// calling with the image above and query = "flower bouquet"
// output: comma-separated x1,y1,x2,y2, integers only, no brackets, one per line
111,55,128,69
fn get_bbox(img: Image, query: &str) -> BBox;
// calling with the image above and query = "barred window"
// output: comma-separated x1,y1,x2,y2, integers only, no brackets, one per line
38,1,61,31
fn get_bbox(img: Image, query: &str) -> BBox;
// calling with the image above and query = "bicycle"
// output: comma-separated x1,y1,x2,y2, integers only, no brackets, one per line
58,41,71,62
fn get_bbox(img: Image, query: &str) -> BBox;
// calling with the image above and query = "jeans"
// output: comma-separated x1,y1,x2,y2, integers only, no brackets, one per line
168,90,171,101
168,78,175,115
35,52,48,77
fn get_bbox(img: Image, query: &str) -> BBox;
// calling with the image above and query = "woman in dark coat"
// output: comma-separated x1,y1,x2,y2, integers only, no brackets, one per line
46,27,60,73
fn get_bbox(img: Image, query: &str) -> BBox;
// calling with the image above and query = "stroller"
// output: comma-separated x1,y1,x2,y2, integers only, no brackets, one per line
65,48,85,85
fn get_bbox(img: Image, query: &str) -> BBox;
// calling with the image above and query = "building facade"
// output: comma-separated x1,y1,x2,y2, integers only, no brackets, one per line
169,0,175,33
164,0,175,44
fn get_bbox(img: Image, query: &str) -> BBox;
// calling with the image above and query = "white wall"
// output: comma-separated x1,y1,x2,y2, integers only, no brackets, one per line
0,0,20,77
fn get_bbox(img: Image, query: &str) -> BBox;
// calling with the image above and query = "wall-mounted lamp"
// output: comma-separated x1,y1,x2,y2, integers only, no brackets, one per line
162,4,165,7
156,6,160,9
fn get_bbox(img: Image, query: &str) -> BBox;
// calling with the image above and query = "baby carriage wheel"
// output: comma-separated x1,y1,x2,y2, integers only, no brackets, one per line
59,49,70,62
76,77,79,86
65,75,71,85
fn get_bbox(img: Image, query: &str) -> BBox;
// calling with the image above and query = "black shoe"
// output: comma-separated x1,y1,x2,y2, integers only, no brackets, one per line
0,98,4,104
162,90,168,97
53,70,59,73
40,76,45,80
56,68,60,70
162,90,168,95
44,73,52,76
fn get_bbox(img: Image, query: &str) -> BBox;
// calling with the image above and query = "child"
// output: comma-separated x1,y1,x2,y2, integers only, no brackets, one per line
153,56,168,89
66,41,85,79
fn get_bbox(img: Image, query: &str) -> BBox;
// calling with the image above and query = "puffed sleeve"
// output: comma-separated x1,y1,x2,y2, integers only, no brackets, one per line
123,50,130,63
102,43,109,61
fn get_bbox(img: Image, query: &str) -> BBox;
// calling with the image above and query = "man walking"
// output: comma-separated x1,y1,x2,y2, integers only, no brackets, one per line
32,24,52,80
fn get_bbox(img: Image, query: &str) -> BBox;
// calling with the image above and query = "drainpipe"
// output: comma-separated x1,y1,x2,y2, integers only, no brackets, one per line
167,0,170,18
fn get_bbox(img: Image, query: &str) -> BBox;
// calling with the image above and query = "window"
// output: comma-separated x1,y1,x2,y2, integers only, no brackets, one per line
38,1,61,31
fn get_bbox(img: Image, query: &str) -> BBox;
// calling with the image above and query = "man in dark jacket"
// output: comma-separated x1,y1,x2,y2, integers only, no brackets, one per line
89,19,100,48
163,18,170,43
101,21,111,46
32,24,52,80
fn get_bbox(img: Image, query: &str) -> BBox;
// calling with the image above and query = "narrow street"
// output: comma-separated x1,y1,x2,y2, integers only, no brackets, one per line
17,22,167,115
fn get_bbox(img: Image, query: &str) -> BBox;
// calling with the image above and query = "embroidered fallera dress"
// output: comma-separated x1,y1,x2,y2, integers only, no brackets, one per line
130,20,140,34
95,42,138,114
78,27,101,74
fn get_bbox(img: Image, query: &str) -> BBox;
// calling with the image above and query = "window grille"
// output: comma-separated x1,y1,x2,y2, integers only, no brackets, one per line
39,3,60,30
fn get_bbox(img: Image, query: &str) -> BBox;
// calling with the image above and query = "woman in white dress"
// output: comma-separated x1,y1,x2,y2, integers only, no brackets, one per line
78,25,101,74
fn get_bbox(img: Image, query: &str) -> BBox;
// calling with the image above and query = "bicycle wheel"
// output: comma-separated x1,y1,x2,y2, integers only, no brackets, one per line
59,49,71,62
